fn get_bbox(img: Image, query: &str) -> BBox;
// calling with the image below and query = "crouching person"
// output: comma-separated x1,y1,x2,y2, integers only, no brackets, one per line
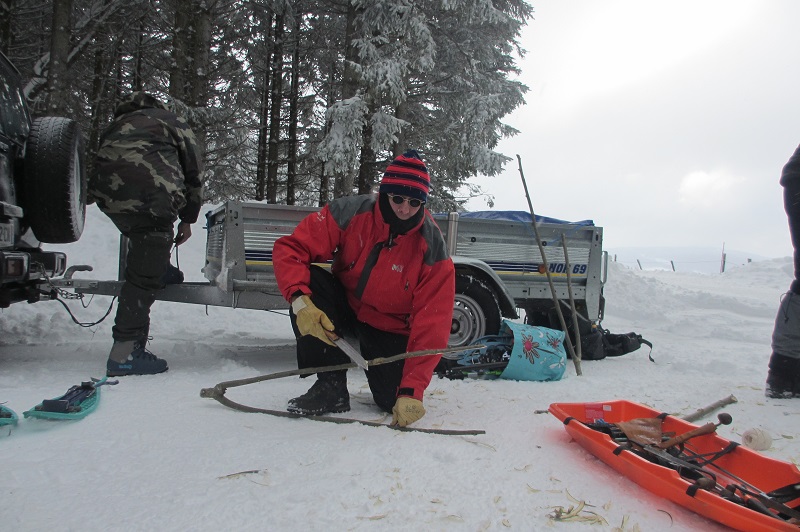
272,150,455,426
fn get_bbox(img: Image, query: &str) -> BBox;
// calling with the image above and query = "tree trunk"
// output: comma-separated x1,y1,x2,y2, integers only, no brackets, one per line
171,0,210,151
87,47,107,176
393,101,407,158
0,0,14,55
255,11,273,202
357,103,375,194
318,55,337,207
255,66,269,201
266,13,284,204
333,2,359,198
189,0,211,107
169,0,190,99
133,24,144,92
286,14,300,206
45,0,72,115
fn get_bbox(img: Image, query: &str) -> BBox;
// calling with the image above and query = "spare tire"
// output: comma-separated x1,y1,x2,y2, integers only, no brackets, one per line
24,116,86,243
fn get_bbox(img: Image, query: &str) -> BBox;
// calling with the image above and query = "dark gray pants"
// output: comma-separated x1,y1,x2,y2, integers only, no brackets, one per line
772,291,800,361
106,213,174,342
785,181,800,292
291,266,408,413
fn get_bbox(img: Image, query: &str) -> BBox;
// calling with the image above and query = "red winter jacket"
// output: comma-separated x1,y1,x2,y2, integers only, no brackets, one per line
273,194,455,400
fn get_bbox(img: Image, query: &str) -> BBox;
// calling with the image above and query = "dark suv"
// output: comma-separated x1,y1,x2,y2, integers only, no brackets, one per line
0,51,87,307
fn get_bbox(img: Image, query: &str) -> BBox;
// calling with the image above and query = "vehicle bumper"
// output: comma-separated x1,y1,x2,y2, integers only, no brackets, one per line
0,250,67,307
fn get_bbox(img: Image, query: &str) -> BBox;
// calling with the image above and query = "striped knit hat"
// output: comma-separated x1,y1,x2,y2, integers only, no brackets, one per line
379,150,430,203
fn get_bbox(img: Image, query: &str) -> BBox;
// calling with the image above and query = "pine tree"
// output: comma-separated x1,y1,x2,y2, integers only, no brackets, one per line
3,0,533,208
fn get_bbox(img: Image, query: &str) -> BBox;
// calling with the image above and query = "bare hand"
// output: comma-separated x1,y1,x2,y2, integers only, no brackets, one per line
175,222,192,246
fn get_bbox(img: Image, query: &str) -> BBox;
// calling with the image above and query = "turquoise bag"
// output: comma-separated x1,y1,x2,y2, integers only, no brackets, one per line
444,320,567,381
498,320,567,382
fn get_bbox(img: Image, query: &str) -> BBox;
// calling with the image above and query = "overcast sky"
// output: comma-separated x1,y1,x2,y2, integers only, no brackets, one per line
464,0,800,259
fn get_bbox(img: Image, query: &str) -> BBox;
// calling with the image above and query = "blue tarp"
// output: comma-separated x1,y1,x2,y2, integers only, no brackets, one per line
458,210,594,226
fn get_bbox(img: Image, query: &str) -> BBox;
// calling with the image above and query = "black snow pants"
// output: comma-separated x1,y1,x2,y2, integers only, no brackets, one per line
290,265,409,413
106,213,174,343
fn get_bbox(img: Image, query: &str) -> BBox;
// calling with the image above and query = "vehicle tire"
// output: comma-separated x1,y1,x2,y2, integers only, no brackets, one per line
450,274,502,348
24,117,86,243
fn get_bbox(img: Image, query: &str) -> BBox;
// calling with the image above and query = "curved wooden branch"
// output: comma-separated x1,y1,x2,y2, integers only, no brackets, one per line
200,345,486,436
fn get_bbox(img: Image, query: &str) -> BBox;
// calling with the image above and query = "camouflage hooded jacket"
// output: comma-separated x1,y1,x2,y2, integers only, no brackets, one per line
90,92,204,223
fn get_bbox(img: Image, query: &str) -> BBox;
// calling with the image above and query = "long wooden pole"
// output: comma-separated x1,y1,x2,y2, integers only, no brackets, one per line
561,234,583,372
516,155,581,375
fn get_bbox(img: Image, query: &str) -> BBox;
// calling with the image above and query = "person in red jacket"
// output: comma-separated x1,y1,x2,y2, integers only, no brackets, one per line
272,150,455,426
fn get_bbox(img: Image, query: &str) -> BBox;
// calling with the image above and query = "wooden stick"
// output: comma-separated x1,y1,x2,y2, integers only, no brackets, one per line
516,155,580,375
200,345,487,436
561,233,583,373
681,395,738,423
205,390,485,436
201,346,476,395
658,422,718,449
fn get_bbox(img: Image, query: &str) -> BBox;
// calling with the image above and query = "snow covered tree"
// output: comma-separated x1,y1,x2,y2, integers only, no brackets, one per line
317,0,531,209
2,0,532,208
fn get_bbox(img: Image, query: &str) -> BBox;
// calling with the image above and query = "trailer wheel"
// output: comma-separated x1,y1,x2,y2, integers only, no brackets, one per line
24,117,87,243
450,274,502,348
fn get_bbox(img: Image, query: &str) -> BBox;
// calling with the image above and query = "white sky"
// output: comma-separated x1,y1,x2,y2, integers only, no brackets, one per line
464,0,800,258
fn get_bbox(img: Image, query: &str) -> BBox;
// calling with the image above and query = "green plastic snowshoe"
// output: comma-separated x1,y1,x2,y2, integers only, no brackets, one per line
0,404,19,427
23,377,118,421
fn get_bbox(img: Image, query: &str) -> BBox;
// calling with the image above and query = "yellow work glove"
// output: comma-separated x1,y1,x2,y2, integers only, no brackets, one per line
391,397,426,427
291,295,336,346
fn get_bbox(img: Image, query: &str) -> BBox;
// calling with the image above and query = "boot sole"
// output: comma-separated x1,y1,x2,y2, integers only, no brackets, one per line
107,367,169,377
286,404,351,416
765,391,800,399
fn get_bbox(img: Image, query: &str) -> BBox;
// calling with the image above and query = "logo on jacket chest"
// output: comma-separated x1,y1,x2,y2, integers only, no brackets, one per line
392,264,404,273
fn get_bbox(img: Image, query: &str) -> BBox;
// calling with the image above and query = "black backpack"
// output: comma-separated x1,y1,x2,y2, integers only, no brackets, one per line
580,326,654,362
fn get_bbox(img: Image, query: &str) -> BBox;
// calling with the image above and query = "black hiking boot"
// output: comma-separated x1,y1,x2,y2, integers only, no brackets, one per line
107,340,169,377
765,353,800,399
287,372,350,415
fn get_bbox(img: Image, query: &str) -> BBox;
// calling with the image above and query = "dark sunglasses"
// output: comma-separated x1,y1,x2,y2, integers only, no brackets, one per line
387,193,425,208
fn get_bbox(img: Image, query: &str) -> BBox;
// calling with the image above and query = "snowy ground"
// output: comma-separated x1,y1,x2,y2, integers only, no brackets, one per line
1,205,798,531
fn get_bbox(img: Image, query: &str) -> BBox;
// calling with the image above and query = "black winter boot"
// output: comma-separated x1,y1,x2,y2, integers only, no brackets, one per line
106,339,168,377
287,371,350,415
765,353,800,399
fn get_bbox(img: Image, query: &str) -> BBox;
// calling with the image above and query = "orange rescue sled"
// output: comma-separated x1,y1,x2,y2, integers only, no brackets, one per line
549,400,800,531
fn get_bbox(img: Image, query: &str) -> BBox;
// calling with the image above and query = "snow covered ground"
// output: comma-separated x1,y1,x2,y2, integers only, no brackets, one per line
1,205,798,531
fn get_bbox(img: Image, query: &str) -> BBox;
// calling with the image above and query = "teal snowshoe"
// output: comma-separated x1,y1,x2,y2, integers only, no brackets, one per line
0,404,19,427
23,377,118,421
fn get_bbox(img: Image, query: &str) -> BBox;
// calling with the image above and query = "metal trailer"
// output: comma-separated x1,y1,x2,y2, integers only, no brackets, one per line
53,200,607,348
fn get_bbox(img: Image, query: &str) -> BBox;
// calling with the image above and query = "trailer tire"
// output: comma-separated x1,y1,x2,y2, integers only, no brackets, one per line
450,274,502,348
24,117,87,243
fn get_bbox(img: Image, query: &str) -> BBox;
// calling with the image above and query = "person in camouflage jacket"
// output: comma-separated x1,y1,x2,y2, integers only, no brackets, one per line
90,91,204,376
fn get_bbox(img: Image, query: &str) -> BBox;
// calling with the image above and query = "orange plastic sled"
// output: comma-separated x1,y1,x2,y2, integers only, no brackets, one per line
549,400,800,531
